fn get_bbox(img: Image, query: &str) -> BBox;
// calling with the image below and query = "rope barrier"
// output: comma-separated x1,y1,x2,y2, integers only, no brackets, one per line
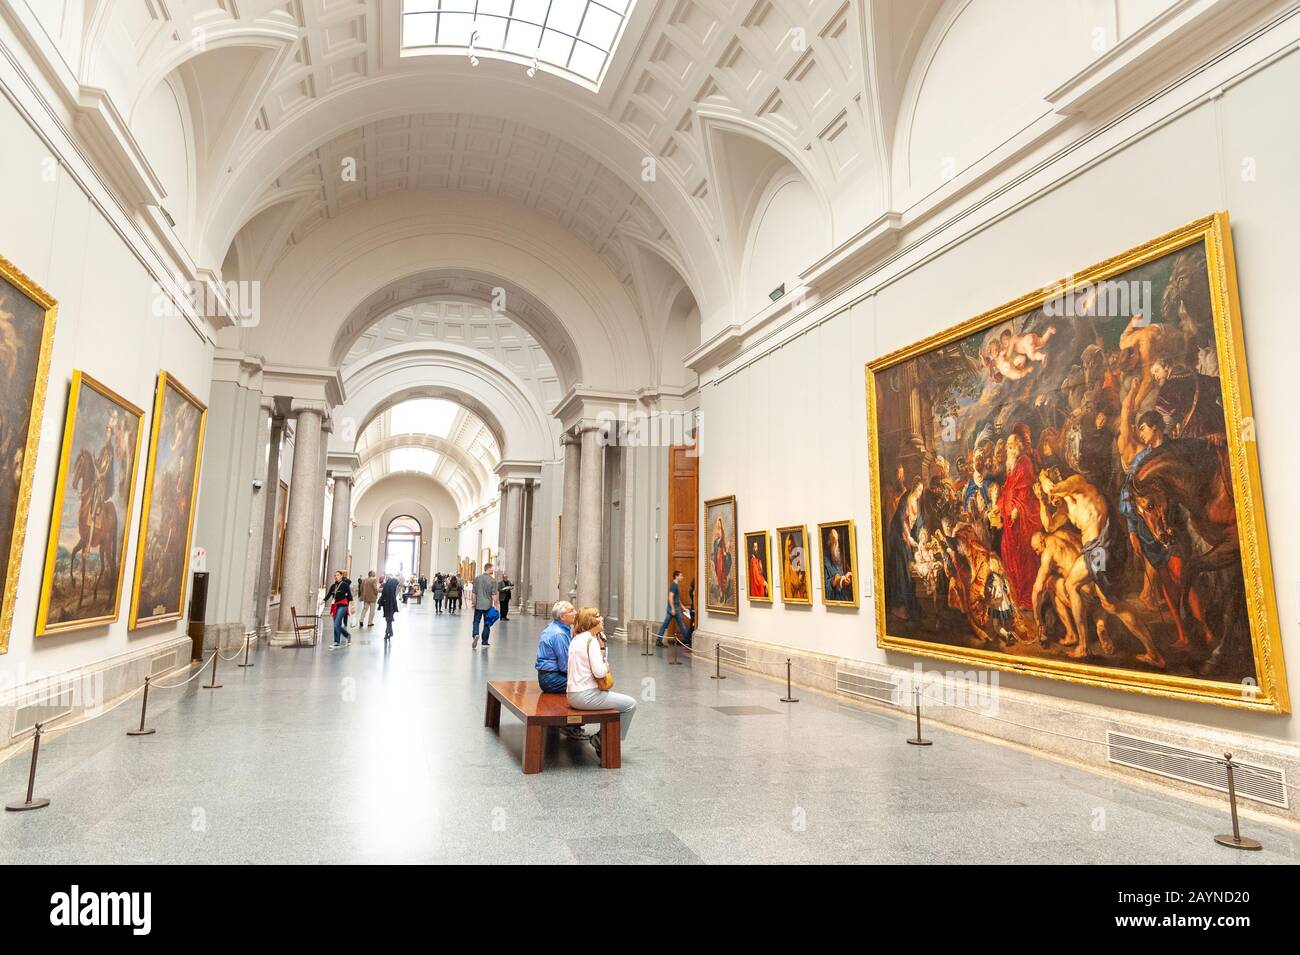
151,653,218,689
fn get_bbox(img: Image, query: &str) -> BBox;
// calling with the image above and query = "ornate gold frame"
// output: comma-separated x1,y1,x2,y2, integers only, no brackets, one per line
865,212,1289,712
703,495,738,616
743,530,773,603
817,519,860,609
36,372,145,635
128,371,208,629
775,523,813,606
0,255,57,655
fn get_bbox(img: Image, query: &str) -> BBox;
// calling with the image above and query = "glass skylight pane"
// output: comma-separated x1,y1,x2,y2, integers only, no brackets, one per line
404,12,438,46
538,28,574,64
595,0,629,13
580,4,620,49
441,0,476,12
477,0,513,15
475,15,508,49
546,2,585,36
503,20,542,56
440,12,475,46
512,0,549,24
569,41,604,79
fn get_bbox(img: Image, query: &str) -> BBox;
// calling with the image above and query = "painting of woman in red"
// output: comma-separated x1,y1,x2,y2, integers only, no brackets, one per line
998,422,1042,609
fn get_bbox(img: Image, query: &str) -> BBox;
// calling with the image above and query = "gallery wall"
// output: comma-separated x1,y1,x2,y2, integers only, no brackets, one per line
0,91,213,682
697,40,1300,744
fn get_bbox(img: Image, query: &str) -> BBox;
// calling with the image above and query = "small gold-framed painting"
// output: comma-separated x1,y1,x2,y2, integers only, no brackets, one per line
743,530,772,602
776,524,812,606
37,372,145,634
703,495,738,615
129,372,207,629
817,520,860,608
0,255,58,654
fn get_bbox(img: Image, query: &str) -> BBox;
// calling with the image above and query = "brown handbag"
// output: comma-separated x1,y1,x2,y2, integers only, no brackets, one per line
588,635,614,691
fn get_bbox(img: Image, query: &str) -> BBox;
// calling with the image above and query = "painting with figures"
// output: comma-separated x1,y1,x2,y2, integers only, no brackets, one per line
37,373,144,634
0,258,57,654
744,530,772,602
703,496,738,615
129,372,207,629
776,524,812,606
866,213,1288,710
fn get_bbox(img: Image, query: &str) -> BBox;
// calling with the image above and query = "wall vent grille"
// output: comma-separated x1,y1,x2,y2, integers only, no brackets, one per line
13,686,74,738
1106,731,1288,808
150,652,179,677
836,669,900,705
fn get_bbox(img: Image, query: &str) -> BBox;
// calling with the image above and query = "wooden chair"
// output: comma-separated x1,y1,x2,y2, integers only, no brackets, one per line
288,606,320,648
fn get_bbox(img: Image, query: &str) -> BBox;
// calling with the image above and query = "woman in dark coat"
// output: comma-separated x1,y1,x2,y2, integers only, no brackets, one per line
378,574,400,642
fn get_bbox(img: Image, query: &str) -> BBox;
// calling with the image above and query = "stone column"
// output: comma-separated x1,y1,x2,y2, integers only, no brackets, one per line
242,399,274,636
507,480,525,583
310,417,332,588
328,470,353,578
518,478,535,612
254,412,285,634
576,424,605,608
496,480,517,576
559,434,581,601
275,401,325,637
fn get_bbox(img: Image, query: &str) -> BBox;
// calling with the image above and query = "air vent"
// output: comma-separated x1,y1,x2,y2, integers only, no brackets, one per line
1106,731,1288,809
717,645,747,668
12,686,74,737
836,669,900,705
150,652,179,677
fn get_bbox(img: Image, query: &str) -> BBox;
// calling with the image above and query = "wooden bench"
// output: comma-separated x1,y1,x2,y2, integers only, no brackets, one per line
485,680,621,774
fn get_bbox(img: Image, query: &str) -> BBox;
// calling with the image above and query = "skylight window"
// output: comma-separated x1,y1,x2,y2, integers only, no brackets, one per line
401,0,636,90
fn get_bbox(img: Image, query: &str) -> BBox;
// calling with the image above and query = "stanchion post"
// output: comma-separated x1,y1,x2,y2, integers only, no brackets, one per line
127,676,157,736
711,643,726,680
668,636,683,665
238,632,254,668
641,627,653,657
5,722,51,812
1214,753,1262,851
906,686,932,746
780,658,799,703
202,650,222,690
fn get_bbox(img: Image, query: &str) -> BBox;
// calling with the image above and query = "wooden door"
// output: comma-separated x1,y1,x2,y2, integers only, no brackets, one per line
666,442,698,634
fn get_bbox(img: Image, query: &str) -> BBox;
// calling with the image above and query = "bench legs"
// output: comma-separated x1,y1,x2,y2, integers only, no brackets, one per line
599,718,621,769
523,723,545,774
484,692,501,731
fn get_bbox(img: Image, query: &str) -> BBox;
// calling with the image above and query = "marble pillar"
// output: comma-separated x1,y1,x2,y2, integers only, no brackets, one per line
576,425,605,608
275,401,325,636
507,480,525,585
518,478,535,612
559,434,581,601
328,471,353,578
254,413,285,634
497,480,517,577
310,418,331,588
242,400,274,636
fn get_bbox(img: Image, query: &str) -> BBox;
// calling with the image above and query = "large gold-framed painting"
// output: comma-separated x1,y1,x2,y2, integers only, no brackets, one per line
37,372,144,634
129,372,207,629
818,520,860,608
0,256,57,654
866,212,1288,711
703,495,738,615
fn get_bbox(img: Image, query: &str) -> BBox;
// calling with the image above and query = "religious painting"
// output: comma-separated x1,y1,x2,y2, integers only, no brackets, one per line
36,373,144,634
744,530,772,602
703,495,737,615
776,524,812,606
818,520,860,608
0,256,57,654
129,372,207,629
866,212,1288,711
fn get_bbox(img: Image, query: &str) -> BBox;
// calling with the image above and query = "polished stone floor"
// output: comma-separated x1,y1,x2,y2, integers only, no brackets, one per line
2,602,1298,864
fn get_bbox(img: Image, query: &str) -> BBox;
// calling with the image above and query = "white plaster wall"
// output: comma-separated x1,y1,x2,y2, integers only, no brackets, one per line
458,505,501,574
743,175,829,318
0,92,212,681
699,48,1300,744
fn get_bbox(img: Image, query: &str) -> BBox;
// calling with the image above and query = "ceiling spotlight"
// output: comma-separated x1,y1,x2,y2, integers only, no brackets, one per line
526,55,538,78
470,54,480,66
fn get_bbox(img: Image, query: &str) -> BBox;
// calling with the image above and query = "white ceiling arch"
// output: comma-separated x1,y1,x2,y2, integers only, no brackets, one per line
230,191,652,388
333,338,556,465
354,429,497,512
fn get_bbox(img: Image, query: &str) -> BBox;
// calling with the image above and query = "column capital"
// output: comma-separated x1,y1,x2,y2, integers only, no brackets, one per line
289,398,328,417
259,396,278,414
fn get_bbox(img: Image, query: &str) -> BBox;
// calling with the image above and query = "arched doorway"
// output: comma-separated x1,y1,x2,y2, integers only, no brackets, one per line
384,516,422,578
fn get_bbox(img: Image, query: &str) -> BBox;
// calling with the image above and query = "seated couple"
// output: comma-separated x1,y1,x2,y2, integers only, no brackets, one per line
534,601,637,756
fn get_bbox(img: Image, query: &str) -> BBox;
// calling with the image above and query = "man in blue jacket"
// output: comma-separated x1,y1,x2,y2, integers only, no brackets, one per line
535,601,585,739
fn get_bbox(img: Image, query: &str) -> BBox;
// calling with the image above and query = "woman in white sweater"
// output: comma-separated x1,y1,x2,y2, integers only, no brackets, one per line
567,607,637,752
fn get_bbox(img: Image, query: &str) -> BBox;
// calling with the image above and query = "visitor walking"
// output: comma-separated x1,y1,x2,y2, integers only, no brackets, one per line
432,573,446,613
447,575,461,614
656,569,692,647
499,575,513,620
470,562,500,649
378,572,400,642
324,570,353,649
359,570,379,627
